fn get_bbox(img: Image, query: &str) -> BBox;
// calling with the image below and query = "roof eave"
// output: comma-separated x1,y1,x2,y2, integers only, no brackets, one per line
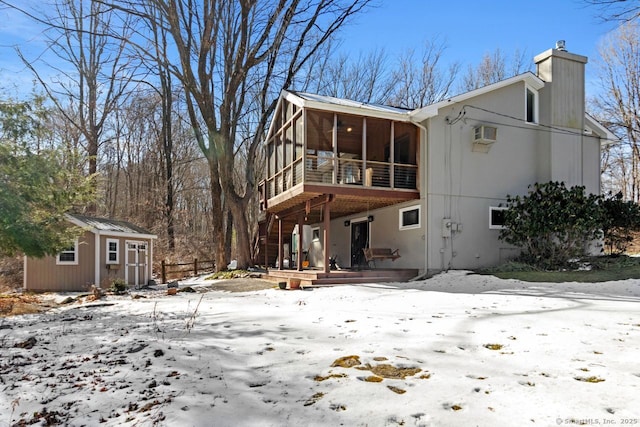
410,72,545,122
286,90,412,121
585,114,618,146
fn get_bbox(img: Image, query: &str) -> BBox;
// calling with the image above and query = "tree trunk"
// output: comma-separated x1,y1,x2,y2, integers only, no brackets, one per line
208,161,227,272
224,209,233,263
227,196,252,270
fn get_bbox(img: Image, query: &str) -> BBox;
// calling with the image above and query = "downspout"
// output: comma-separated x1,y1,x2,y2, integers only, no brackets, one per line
409,118,429,281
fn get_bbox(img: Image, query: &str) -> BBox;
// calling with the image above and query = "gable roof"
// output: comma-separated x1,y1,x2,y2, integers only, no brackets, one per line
410,72,545,122
66,214,157,239
273,71,613,145
274,73,544,128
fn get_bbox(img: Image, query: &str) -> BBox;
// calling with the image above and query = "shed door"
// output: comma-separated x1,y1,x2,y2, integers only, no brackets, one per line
125,241,148,288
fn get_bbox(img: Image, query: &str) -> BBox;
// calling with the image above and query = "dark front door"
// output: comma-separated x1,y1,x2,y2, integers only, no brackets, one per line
351,220,369,269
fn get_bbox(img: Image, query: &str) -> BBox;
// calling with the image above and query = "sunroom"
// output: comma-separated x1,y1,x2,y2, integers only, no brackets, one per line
258,90,421,274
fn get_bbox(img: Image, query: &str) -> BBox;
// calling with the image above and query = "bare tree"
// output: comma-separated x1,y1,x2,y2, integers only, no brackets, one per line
300,46,393,104
591,21,640,200
387,39,460,109
299,38,458,109
103,0,373,271
143,1,179,251
12,0,135,213
459,48,529,92
585,0,640,21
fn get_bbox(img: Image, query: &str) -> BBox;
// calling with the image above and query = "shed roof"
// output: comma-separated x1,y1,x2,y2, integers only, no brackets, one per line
67,214,156,238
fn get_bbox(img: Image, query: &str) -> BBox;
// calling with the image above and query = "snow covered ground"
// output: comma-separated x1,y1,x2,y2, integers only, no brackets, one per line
1,271,639,427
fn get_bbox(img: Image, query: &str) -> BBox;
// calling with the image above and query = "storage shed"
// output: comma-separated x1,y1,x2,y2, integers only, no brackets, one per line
24,214,157,292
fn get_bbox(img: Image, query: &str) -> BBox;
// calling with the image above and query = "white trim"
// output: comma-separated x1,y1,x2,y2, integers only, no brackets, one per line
489,206,508,230
399,205,421,230
282,90,412,122
23,255,27,290
106,238,120,264
106,231,156,239
90,230,156,240
56,240,79,265
149,239,154,283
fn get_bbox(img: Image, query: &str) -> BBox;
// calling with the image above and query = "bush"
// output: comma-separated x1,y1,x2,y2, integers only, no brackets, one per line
499,182,603,269
600,192,640,254
109,279,128,295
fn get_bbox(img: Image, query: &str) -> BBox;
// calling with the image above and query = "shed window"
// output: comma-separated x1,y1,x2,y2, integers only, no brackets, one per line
106,239,119,264
399,205,421,230
57,240,78,265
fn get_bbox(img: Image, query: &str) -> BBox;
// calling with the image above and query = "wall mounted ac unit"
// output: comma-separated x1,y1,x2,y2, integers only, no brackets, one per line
473,125,497,143
472,125,497,153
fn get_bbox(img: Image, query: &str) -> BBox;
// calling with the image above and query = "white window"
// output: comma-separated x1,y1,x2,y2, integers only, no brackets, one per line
56,240,79,265
489,206,508,230
106,238,119,264
312,227,320,241
399,205,421,230
525,85,538,124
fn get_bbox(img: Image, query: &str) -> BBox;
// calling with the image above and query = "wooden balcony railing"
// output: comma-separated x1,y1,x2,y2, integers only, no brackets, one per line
262,156,417,201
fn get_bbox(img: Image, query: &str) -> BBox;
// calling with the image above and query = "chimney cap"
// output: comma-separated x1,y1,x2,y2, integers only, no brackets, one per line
555,40,567,51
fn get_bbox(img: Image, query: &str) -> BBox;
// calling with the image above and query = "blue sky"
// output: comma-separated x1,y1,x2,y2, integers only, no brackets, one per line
0,0,622,98
341,0,618,62
335,0,620,94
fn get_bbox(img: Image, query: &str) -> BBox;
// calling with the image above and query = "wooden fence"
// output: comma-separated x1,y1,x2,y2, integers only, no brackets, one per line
160,259,215,284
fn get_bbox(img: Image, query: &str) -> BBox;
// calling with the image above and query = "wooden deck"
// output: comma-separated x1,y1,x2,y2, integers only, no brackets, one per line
264,268,419,287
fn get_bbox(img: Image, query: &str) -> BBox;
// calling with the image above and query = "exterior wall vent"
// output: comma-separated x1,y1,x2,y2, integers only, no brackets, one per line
472,125,497,153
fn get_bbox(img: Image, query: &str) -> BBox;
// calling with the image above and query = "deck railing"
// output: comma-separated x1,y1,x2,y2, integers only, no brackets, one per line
262,156,417,200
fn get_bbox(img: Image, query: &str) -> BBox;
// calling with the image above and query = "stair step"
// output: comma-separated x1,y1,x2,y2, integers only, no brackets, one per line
265,269,418,286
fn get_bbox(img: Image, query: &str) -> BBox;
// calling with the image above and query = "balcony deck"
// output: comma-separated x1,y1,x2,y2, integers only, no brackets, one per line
262,157,419,221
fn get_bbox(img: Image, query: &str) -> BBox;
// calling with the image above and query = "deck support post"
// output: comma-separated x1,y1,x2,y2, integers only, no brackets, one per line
297,213,304,271
323,202,331,273
278,217,284,270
